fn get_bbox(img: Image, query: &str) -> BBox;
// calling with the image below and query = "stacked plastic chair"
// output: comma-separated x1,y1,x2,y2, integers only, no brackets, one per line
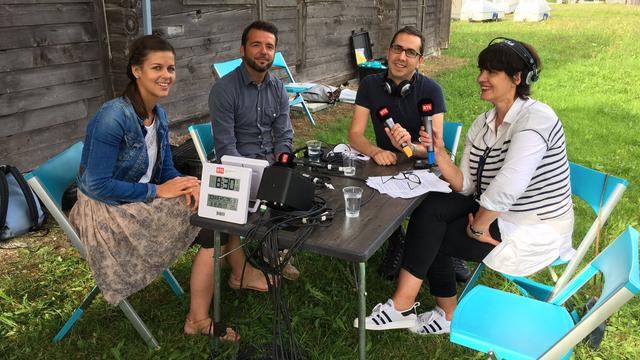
451,226,639,359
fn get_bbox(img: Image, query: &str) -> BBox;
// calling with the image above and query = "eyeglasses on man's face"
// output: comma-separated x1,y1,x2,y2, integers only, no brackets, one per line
389,44,422,59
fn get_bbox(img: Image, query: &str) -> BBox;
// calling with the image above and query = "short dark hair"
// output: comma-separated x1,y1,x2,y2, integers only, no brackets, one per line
478,39,542,99
122,35,175,119
241,20,279,47
389,26,425,56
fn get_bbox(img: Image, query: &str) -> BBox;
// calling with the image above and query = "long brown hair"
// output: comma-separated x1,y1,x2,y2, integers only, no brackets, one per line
122,35,176,120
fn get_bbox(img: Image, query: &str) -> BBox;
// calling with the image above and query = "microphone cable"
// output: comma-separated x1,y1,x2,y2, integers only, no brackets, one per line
223,196,332,360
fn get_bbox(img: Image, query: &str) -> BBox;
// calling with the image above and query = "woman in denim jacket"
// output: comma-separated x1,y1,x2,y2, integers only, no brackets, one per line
70,35,240,340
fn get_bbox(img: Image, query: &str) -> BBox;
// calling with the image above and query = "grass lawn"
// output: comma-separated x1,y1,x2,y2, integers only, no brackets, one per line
2,4,639,359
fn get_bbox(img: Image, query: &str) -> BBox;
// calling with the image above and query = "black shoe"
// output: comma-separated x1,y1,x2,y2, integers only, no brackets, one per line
378,227,405,281
453,257,471,282
585,296,607,348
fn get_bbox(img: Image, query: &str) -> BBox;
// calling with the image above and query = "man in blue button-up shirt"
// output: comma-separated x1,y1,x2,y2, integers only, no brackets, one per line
209,20,293,162
202,21,299,287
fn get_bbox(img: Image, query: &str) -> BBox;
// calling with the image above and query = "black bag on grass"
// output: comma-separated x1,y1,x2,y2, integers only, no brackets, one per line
0,165,46,240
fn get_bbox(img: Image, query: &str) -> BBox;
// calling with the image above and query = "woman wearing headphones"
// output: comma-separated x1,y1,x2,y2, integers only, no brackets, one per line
357,38,575,336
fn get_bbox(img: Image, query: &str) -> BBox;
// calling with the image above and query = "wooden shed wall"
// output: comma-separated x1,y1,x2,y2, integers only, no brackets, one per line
0,0,111,170
105,0,452,128
1,0,451,170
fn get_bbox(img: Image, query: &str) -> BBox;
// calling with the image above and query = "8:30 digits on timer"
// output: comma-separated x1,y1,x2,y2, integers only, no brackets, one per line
209,175,240,191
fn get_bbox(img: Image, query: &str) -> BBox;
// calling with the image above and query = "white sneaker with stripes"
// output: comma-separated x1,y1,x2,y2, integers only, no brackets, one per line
354,299,419,330
409,306,451,335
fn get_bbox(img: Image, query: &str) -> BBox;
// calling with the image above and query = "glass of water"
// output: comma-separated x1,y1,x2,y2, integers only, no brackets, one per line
306,140,322,162
343,186,363,218
342,151,356,176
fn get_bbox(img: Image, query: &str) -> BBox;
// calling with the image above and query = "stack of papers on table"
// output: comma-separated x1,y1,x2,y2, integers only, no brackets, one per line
366,170,452,198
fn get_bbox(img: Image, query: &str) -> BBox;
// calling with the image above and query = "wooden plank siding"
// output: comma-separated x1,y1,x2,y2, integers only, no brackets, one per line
0,0,109,170
1,0,450,170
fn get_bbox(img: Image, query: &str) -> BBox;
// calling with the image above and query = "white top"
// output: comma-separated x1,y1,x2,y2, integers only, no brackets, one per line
138,120,158,184
459,97,575,276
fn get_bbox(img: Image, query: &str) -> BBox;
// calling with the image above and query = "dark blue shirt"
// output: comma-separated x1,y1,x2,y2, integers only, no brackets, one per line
355,72,446,152
209,64,293,159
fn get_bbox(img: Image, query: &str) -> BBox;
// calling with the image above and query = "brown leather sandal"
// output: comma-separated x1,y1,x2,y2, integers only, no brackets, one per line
228,266,272,292
183,317,239,341
228,275,269,292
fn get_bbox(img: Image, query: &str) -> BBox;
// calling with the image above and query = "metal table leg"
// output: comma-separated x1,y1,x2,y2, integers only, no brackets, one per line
213,231,221,322
358,261,366,360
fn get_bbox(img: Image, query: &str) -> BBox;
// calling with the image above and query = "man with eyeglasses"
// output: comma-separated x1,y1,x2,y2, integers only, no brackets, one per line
349,26,445,167
348,26,471,282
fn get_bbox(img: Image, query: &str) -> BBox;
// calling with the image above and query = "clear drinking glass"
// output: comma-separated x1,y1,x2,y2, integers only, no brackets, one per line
343,186,363,218
342,151,356,176
306,140,322,162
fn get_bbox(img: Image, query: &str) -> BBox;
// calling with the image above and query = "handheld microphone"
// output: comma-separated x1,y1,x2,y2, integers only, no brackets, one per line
417,99,435,166
375,107,413,158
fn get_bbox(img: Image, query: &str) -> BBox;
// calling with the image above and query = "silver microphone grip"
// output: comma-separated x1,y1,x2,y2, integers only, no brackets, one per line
424,115,434,152
384,118,395,128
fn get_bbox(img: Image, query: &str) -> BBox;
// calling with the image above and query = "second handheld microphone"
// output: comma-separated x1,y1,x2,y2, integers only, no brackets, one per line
417,98,435,166
375,107,413,158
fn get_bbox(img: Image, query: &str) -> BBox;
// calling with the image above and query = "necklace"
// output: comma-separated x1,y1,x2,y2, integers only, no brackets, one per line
144,112,155,127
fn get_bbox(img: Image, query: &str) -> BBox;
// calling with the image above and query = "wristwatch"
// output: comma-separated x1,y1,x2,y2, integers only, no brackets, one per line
469,224,484,237
411,143,418,154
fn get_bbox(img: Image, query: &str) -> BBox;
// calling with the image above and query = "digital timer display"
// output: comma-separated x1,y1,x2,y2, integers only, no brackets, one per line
209,175,240,192
206,194,239,211
199,162,253,224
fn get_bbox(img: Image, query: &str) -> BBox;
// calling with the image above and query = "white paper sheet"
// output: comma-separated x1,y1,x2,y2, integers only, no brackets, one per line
366,170,451,198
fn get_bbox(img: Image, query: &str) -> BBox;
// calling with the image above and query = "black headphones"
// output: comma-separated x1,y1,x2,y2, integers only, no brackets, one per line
489,37,539,85
383,71,417,97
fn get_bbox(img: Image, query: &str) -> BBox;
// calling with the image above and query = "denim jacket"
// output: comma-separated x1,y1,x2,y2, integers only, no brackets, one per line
77,97,181,205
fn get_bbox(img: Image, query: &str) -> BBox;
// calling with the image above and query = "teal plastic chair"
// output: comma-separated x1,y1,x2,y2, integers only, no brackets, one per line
24,142,184,349
211,57,242,79
443,121,463,161
211,51,316,126
188,123,214,164
451,226,640,360
460,161,629,302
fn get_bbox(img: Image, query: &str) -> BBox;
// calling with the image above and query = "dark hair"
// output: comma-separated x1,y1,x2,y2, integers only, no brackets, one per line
241,20,279,47
122,35,176,119
390,26,425,56
478,39,542,99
